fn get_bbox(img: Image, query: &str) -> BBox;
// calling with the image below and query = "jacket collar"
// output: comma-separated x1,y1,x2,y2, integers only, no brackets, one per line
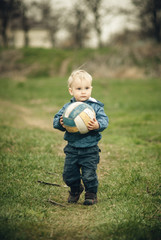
70,97,96,103
70,97,103,106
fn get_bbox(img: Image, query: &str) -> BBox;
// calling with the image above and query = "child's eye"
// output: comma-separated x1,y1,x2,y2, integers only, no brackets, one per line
86,87,89,90
77,88,81,90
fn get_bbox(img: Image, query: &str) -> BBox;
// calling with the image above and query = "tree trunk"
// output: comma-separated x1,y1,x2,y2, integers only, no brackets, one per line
24,30,29,47
1,14,9,47
152,8,161,43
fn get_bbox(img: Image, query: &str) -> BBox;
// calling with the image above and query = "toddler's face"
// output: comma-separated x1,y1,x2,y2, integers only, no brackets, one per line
69,78,92,102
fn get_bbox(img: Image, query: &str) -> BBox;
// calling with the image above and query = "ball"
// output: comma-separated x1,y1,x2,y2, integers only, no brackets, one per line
63,102,95,134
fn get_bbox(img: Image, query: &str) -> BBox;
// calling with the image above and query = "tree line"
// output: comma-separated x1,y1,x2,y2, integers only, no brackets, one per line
0,0,161,48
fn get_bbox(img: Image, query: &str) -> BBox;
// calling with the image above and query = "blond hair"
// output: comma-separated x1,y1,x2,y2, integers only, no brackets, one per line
68,70,92,88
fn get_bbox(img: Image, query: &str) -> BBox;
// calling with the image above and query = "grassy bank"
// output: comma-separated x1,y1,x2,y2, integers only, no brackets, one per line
0,43,161,79
0,75,161,240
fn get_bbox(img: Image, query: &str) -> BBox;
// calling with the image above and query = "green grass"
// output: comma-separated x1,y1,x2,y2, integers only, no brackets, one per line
0,75,161,240
5,47,116,78
1,46,160,79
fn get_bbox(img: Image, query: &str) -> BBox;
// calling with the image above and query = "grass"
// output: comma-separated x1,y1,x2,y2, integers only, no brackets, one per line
0,75,161,240
1,45,161,79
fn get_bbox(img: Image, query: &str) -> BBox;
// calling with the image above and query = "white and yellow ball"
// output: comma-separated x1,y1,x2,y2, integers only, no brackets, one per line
63,102,95,134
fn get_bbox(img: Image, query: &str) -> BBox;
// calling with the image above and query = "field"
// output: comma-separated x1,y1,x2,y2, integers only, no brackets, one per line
0,67,161,239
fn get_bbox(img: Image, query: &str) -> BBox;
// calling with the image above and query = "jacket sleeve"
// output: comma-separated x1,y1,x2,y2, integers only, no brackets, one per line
95,105,109,132
53,104,68,132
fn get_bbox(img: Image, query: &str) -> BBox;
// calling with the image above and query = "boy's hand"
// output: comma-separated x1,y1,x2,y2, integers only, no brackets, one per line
87,118,99,131
60,116,66,129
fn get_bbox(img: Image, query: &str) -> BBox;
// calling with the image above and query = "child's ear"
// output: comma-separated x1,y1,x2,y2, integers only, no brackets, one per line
69,88,73,96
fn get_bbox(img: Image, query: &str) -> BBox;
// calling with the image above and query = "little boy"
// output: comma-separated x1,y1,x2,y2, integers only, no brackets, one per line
53,70,108,205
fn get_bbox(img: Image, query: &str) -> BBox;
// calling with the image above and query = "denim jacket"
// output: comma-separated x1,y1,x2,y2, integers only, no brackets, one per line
53,97,109,148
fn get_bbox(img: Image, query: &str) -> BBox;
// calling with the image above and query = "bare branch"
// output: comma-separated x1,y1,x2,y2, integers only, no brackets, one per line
48,199,66,207
37,180,67,188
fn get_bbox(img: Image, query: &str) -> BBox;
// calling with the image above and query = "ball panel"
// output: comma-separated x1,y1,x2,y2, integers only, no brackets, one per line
63,117,76,127
84,104,95,112
69,104,88,119
64,102,83,117
79,111,91,127
74,115,88,134
66,126,79,133
83,108,95,119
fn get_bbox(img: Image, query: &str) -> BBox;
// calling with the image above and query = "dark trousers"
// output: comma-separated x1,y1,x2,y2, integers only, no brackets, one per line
63,144,100,194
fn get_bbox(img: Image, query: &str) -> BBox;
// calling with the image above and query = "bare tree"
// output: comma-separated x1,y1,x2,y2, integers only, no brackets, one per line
0,0,38,47
0,0,21,47
84,0,103,47
65,4,91,48
36,0,61,47
132,0,161,43
12,1,30,47
20,2,30,47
